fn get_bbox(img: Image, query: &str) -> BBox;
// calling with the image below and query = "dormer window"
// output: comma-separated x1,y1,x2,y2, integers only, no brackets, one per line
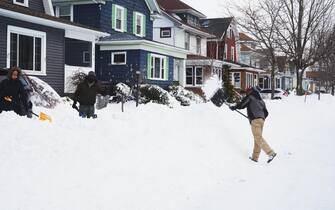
13,0,28,7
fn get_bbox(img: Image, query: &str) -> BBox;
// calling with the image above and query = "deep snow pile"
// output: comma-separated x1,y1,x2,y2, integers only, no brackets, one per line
0,94,334,210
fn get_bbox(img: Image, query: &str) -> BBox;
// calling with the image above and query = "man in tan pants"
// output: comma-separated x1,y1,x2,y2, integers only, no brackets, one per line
230,87,276,163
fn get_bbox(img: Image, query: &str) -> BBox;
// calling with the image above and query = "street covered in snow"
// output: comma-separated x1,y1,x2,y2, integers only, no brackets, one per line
0,94,334,210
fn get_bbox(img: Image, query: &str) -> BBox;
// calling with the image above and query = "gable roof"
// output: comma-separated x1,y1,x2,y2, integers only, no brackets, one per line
0,1,106,36
156,0,206,18
200,17,233,39
239,33,256,42
240,43,252,52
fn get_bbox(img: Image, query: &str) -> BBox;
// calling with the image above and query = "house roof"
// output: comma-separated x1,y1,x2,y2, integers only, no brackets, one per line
240,44,252,52
239,33,256,42
0,1,105,35
156,0,206,18
200,17,233,39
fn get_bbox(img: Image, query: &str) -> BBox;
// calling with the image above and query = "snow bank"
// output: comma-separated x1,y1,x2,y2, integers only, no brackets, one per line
0,94,335,210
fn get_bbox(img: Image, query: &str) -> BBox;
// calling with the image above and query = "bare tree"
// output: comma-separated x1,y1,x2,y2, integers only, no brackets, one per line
275,0,335,95
237,0,282,99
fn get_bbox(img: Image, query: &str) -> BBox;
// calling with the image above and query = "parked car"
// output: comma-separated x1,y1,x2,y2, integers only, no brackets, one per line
260,89,288,100
0,68,33,116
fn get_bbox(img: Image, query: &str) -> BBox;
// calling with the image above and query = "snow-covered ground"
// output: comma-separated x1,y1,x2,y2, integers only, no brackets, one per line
0,94,334,210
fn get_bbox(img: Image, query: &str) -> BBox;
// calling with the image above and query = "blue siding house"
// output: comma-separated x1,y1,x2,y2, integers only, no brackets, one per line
52,0,188,88
0,0,107,94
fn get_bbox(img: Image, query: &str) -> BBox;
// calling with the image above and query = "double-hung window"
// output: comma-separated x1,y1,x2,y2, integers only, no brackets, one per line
112,5,127,32
133,12,146,37
196,37,201,55
147,54,169,80
231,46,235,61
186,67,203,86
13,0,28,7
7,26,46,75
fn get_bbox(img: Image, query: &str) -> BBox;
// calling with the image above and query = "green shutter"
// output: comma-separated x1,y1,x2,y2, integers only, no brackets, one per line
123,8,127,32
164,57,169,80
133,12,136,35
142,15,146,37
112,4,116,29
147,53,152,79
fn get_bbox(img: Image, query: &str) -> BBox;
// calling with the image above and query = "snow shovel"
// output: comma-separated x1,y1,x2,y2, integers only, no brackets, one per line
3,96,52,123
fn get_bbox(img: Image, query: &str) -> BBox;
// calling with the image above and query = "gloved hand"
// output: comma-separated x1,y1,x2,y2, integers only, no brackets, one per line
72,101,78,110
229,105,236,111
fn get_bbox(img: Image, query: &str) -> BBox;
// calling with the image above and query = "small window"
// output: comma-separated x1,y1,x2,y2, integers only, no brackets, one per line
55,5,73,21
13,0,28,7
160,28,171,38
83,51,90,64
246,73,253,88
112,52,126,65
230,72,241,88
148,54,168,80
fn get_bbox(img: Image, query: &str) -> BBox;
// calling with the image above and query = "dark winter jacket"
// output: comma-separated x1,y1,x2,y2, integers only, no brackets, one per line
0,77,28,115
234,88,269,122
74,78,103,106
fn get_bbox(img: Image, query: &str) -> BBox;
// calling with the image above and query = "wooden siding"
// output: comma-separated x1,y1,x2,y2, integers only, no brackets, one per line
0,15,65,94
4,0,45,13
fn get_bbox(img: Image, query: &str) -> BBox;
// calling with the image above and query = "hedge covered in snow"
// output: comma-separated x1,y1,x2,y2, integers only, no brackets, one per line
169,85,204,106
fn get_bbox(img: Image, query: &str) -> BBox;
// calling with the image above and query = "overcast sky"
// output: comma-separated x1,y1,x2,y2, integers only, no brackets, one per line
181,0,256,18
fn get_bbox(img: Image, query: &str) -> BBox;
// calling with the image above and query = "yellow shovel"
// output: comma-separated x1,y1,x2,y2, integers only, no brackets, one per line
4,96,52,123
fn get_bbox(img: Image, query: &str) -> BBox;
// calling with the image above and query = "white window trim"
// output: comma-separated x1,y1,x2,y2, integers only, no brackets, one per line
83,51,90,64
224,44,227,59
54,5,74,22
254,74,258,86
115,5,125,32
230,72,241,88
134,12,145,37
6,25,47,76
111,52,127,65
150,54,167,80
185,66,203,87
13,0,29,7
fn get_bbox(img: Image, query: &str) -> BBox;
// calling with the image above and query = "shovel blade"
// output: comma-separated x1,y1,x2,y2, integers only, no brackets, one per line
39,112,52,123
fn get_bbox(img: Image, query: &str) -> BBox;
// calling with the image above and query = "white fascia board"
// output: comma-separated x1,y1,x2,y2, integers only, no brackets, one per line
231,67,265,73
99,40,188,59
52,0,105,5
186,59,226,68
0,8,109,39
182,24,214,38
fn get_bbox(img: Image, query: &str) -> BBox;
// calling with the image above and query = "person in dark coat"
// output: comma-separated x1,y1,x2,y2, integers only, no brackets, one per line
72,71,103,118
230,86,277,163
0,67,28,116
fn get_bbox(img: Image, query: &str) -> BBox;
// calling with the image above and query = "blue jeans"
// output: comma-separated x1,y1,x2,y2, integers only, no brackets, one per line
79,105,95,118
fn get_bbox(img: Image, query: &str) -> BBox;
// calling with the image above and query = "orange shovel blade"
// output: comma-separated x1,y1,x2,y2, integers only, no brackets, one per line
39,112,52,123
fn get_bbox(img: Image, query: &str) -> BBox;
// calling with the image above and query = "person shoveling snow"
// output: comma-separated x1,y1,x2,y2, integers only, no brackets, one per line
72,71,105,119
0,67,29,117
230,86,277,163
